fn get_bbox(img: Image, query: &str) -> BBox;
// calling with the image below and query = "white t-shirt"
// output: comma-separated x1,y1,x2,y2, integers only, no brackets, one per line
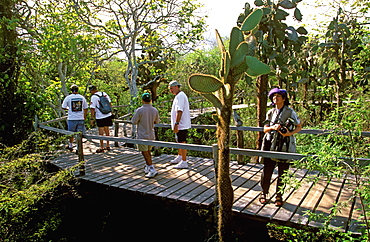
62,93,88,120
90,91,112,120
171,91,191,130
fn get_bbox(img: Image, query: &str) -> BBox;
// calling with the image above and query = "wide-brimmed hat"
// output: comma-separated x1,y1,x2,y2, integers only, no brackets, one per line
268,88,287,101
168,80,182,87
268,88,290,106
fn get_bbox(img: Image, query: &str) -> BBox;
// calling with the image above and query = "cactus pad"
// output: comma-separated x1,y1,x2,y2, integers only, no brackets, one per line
230,42,248,68
188,74,223,94
241,9,263,32
245,56,271,76
215,29,226,53
229,27,244,57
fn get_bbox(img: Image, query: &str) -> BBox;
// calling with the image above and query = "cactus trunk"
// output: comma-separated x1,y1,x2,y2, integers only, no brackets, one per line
216,87,234,242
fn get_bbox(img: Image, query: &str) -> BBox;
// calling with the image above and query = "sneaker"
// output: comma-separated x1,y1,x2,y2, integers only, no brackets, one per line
173,160,188,169
145,168,158,178
144,165,150,174
170,155,182,164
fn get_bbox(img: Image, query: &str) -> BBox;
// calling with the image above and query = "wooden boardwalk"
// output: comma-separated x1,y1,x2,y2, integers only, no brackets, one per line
51,141,365,234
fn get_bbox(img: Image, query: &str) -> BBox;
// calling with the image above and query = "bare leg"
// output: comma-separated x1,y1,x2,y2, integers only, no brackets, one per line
98,127,105,149
142,150,152,166
103,126,110,148
179,142,187,161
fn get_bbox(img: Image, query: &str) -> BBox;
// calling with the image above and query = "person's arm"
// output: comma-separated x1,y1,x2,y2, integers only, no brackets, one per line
263,124,280,133
131,112,139,125
90,108,96,126
173,110,183,133
84,108,88,120
281,123,302,137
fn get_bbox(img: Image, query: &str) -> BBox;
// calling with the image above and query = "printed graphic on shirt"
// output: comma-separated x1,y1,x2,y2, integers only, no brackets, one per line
71,98,83,112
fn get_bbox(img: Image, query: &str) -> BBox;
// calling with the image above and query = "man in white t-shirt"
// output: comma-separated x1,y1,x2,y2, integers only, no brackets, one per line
89,85,113,153
169,80,191,169
62,84,89,152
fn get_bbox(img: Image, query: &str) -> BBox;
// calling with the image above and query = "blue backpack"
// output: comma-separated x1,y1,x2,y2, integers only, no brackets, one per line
94,92,112,114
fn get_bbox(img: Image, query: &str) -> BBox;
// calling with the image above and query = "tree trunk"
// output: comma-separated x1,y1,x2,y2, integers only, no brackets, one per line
0,0,18,145
256,74,268,149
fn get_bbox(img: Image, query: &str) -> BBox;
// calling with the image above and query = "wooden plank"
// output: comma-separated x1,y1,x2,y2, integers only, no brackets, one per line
196,162,261,207
289,174,330,226
307,176,345,228
112,157,205,192
347,196,365,234
131,157,210,194
115,154,182,190
244,168,302,220
327,176,357,232
145,158,212,197
232,164,264,212
164,159,215,200
182,162,255,204
272,170,319,223
85,154,145,183
103,154,174,187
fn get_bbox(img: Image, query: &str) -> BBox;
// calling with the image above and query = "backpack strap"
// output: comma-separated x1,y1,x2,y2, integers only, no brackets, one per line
93,92,102,98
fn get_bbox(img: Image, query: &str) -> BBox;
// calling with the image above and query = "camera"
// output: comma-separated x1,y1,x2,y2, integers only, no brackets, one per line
277,118,294,134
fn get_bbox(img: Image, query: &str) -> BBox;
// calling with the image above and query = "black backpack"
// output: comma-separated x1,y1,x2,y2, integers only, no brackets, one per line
94,92,112,114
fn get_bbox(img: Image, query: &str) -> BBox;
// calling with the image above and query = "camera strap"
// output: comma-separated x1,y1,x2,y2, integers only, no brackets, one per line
273,105,285,124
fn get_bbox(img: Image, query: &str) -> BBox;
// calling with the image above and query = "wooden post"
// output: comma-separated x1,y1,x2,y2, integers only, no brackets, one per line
33,115,39,131
233,110,244,164
76,132,85,176
114,120,119,147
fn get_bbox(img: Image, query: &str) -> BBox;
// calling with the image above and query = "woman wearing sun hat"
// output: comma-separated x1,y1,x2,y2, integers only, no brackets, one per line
259,87,302,207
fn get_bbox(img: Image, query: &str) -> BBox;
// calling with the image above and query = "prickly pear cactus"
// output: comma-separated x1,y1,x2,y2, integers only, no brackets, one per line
189,9,270,113
187,8,270,242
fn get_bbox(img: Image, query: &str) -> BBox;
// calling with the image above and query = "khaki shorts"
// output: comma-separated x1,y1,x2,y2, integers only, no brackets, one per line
137,144,152,152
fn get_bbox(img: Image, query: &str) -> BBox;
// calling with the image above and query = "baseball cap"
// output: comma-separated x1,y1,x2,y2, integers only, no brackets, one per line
70,84,78,92
142,93,152,102
88,85,97,91
168,80,182,87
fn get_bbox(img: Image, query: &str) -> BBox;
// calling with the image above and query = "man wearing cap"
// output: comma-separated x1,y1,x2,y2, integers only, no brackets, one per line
89,85,113,153
168,80,191,169
62,84,89,152
131,93,160,178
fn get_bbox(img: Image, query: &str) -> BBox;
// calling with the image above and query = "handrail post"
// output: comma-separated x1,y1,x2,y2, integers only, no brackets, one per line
114,120,119,147
76,132,85,176
33,115,39,131
233,110,244,164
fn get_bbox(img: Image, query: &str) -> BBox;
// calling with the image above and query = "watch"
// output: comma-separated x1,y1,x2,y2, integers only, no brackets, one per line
175,122,179,125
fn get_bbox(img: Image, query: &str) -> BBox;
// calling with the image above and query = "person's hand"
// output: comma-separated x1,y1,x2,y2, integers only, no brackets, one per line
279,129,292,137
174,124,179,133
271,124,281,131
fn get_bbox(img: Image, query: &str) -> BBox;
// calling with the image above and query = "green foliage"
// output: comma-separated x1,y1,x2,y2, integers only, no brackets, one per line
0,131,77,241
282,92,370,238
267,223,360,242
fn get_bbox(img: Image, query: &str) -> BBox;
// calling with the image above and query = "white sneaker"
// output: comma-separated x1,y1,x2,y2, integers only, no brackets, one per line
170,155,182,164
173,160,188,169
145,168,158,178
144,165,149,174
